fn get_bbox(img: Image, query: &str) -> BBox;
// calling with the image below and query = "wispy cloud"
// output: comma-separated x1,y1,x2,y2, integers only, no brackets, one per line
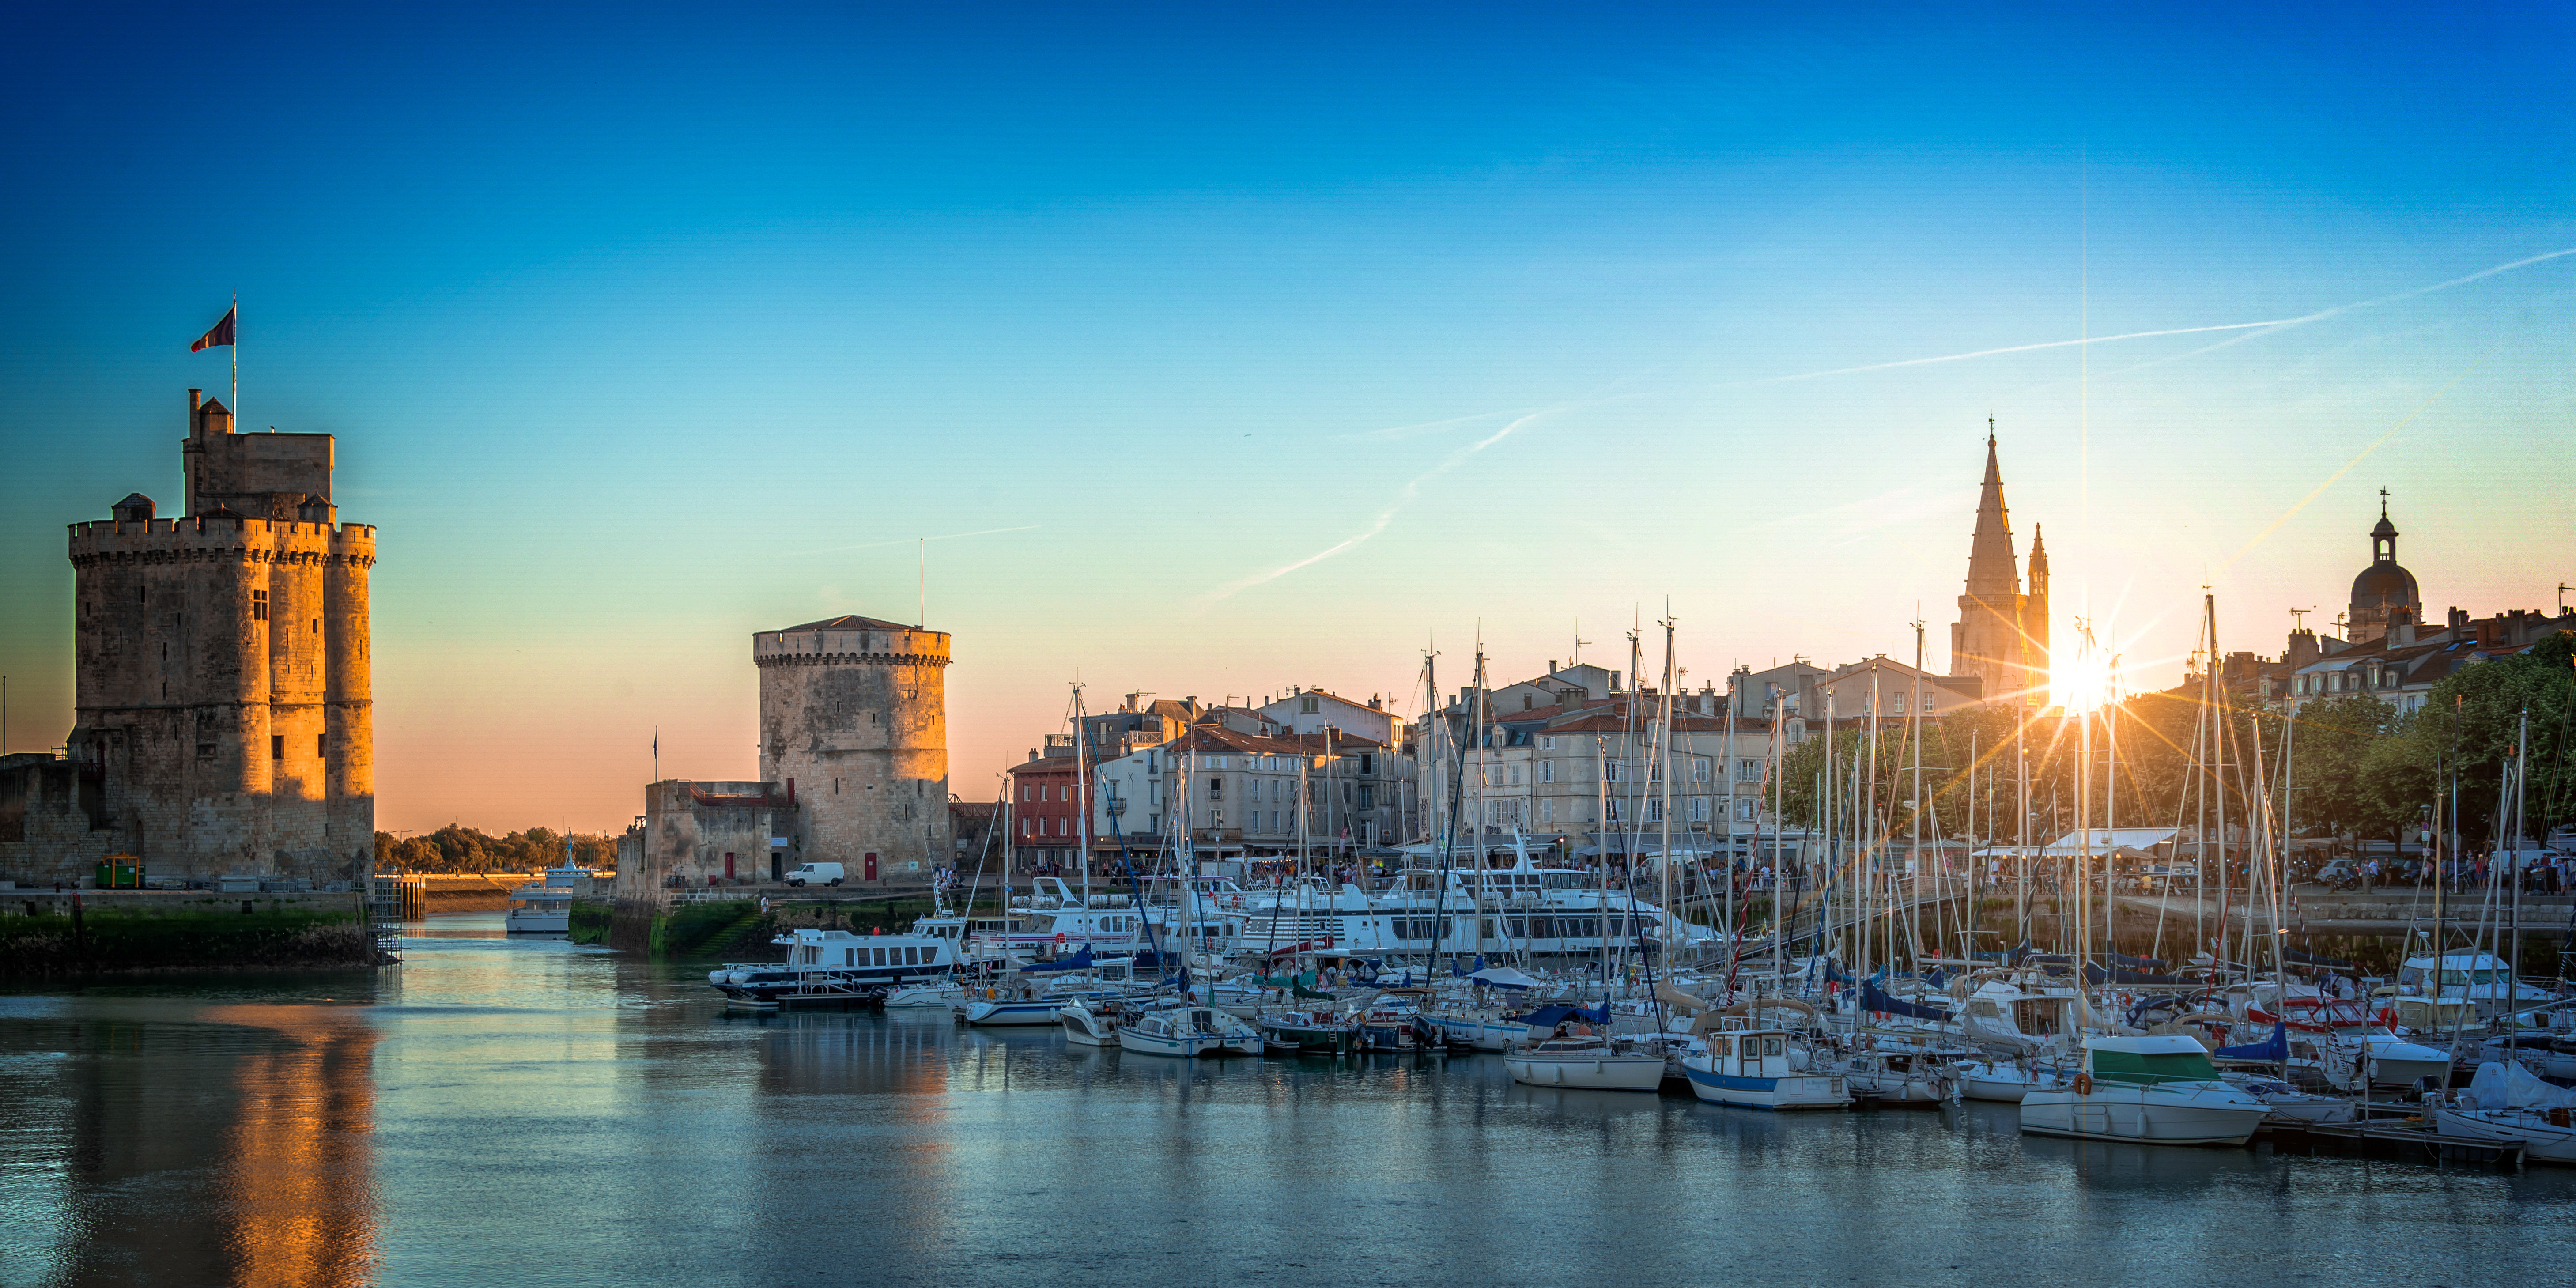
789,524,1040,557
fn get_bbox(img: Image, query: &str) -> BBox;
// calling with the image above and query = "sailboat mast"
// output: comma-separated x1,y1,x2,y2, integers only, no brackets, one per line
1910,620,1925,971
1073,684,1092,910
1660,614,1677,964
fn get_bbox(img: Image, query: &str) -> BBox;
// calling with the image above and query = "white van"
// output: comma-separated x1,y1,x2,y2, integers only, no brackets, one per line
786,862,845,888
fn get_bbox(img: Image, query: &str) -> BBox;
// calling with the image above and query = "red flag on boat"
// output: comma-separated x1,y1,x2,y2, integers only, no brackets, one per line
191,306,236,352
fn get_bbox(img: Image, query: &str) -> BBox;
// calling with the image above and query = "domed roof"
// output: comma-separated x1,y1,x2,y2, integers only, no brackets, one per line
2349,561,2418,617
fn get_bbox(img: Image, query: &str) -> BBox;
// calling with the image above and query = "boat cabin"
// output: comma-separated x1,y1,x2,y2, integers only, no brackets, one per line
2083,1035,2223,1086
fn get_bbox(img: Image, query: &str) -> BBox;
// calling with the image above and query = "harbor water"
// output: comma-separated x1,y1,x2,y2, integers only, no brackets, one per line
6,914,2574,1287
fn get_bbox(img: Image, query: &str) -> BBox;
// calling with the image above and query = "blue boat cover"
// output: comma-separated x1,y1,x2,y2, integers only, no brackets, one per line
2215,1020,2288,1062
1862,980,1953,1021
1019,947,1094,973
1519,1001,1611,1028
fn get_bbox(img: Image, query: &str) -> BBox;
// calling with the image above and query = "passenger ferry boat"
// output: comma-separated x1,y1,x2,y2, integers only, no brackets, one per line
707,925,963,1007
1233,858,1716,962
503,865,591,933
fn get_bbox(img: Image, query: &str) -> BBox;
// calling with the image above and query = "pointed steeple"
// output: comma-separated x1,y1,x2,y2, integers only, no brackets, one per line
1964,429,2021,598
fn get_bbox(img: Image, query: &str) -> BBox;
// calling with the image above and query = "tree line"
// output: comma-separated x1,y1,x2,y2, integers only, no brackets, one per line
374,825,619,873
1772,631,2574,853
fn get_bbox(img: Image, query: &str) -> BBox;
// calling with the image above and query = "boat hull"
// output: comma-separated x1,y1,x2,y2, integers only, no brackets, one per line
1683,1064,1851,1110
964,1000,1075,1026
2018,1083,2270,1146
1505,1050,1666,1092
2436,1108,2576,1164
504,911,569,933
1117,1030,1250,1058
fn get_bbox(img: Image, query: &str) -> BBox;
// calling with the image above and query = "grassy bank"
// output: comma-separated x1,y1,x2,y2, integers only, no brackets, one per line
0,909,379,974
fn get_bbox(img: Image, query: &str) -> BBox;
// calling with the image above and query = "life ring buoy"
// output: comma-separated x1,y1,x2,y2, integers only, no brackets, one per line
2074,1071,2093,1096
1055,932,1067,944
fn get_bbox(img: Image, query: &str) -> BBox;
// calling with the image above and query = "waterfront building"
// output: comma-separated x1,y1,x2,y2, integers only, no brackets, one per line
0,389,375,887
755,615,952,885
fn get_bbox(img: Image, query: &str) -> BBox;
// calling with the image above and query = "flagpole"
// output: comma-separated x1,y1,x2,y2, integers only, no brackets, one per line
230,295,238,429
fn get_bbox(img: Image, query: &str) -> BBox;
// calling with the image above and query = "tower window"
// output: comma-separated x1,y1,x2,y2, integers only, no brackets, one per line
272,735,284,759
317,734,327,758
252,589,268,622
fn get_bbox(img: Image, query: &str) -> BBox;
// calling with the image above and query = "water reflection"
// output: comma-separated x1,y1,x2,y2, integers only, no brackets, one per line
8,917,2576,1287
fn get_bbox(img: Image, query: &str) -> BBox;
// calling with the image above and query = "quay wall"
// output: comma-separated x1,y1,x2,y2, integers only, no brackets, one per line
0,888,377,974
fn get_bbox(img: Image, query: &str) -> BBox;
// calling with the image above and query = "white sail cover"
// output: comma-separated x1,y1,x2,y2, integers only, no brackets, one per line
2470,1061,2576,1111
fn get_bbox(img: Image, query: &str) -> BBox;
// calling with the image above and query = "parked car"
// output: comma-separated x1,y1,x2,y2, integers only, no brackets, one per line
786,862,845,888
2311,859,2360,891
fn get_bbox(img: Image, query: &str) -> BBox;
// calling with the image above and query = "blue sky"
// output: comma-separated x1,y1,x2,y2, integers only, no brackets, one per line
3,4,2570,832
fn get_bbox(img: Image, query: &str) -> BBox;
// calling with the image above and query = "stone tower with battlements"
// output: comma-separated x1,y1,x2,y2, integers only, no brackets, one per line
1949,434,2051,706
24,389,377,884
754,615,951,886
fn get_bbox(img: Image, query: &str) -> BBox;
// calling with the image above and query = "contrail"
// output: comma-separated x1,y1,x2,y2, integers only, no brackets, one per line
2219,337,2506,572
791,524,1040,557
1741,244,2576,388
1211,244,2572,601
1199,408,1557,607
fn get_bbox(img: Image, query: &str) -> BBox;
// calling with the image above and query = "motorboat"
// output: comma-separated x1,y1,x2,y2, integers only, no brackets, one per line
2222,1073,2357,1123
1058,998,1124,1046
1118,1005,1259,1058
961,953,1152,1025
1839,1045,1952,1105
2018,1036,2272,1146
1681,1027,1850,1110
1947,1057,2076,1104
1258,1008,1360,1057
884,981,965,1011
1504,1033,1667,1092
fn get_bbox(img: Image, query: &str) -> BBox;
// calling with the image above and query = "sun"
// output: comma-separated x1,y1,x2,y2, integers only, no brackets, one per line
2051,629,2116,715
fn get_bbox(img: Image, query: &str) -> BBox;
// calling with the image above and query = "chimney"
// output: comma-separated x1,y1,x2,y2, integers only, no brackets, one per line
1549,660,1559,674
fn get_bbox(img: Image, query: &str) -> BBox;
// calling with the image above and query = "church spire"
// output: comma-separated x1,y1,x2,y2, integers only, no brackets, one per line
1964,428,2020,598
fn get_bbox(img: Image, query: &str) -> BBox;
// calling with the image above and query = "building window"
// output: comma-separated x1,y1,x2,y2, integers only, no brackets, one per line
1922,693,1935,712
1539,760,1555,785
1509,765,1521,786
1692,757,1711,782
1605,759,1622,783
1540,798,1554,824
1207,777,1223,797
317,734,326,758
252,589,268,622
1690,797,1708,822
271,735,284,759
1738,759,1760,782
1539,736,1555,751
1301,696,1319,714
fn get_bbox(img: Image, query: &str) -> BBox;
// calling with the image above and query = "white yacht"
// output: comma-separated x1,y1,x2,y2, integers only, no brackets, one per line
1118,1004,1259,1058
1504,1032,1668,1091
503,865,589,933
2018,1036,2271,1146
